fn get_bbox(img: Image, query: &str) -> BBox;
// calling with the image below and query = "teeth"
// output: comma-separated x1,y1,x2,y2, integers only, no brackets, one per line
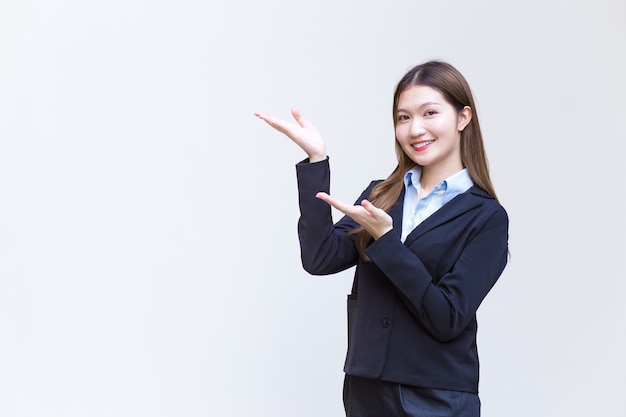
414,140,434,148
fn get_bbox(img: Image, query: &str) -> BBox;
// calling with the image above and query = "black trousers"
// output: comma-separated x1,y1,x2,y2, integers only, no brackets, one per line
343,375,480,417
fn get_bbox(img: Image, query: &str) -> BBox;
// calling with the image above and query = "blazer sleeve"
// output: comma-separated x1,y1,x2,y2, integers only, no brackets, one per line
366,204,509,342
295,157,374,275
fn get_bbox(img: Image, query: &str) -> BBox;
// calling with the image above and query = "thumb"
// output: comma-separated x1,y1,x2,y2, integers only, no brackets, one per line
361,199,382,216
291,108,314,129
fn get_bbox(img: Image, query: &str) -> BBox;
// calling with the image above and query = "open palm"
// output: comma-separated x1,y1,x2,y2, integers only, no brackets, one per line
254,108,326,162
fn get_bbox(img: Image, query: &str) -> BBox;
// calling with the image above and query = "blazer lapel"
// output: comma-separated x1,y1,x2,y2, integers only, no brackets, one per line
389,187,405,231
403,186,488,246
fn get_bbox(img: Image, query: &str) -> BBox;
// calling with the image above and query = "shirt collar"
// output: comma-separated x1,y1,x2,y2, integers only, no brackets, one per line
403,166,422,190
444,168,473,199
403,167,473,199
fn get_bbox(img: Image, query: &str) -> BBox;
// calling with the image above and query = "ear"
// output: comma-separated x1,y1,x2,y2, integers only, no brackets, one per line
457,106,472,132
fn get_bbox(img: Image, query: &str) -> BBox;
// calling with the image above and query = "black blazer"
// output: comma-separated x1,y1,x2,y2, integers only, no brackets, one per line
296,158,509,393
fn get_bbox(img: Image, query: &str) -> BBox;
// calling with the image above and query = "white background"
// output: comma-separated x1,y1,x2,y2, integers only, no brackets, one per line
1,1,624,416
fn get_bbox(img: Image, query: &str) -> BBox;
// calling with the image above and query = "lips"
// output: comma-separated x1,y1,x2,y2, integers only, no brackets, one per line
412,140,435,151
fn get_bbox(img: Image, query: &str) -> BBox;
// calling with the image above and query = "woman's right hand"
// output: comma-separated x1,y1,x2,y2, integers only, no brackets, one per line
254,108,327,162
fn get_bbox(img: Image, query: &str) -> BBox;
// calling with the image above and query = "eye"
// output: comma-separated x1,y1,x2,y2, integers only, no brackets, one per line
424,110,438,117
397,114,409,122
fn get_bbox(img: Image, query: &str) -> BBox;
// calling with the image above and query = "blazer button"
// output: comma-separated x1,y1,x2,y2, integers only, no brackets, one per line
381,318,391,328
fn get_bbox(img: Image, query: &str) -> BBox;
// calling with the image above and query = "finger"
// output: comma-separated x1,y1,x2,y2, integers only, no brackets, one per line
315,192,352,213
315,192,335,205
254,111,280,127
254,111,274,122
316,193,374,226
360,199,383,216
255,112,296,135
291,108,315,129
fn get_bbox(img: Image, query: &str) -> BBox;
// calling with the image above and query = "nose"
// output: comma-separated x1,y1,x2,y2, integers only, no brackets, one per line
409,119,426,137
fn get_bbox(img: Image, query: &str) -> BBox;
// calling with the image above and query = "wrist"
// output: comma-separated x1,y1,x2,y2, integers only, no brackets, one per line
308,154,327,163
373,226,393,240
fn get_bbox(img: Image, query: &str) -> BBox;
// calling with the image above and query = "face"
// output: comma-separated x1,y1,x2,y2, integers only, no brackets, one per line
395,85,471,176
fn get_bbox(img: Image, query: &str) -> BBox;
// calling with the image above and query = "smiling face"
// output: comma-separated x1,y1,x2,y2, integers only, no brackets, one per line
395,85,472,179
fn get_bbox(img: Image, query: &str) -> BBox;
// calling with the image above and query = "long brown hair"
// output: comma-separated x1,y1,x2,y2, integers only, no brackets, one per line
353,60,500,260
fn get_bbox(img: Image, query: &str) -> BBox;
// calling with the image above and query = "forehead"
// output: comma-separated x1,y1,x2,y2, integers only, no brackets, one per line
397,85,448,108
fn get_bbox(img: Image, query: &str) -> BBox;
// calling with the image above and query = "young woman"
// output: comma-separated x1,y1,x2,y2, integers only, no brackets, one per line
255,60,508,417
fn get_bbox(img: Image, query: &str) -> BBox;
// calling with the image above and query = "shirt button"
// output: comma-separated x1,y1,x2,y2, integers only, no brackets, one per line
381,318,391,328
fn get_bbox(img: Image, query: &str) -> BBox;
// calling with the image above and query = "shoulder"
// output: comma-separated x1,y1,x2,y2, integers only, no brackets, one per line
349,179,385,204
366,179,384,192
467,186,508,225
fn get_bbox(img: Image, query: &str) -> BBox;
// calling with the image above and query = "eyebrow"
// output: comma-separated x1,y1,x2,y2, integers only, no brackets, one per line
396,102,441,112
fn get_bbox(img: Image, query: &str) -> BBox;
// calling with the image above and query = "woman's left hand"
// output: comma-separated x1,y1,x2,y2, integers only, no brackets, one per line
316,192,393,240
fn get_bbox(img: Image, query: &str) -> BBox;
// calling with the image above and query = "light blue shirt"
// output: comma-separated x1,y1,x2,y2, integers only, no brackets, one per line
401,167,474,242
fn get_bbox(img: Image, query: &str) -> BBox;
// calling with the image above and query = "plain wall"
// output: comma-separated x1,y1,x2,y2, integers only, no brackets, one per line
1,1,624,416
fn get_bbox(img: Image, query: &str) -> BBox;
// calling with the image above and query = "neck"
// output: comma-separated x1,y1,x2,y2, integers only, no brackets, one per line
420,163,463,195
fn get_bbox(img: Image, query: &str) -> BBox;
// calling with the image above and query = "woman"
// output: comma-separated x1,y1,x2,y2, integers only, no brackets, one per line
255,60,508,417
